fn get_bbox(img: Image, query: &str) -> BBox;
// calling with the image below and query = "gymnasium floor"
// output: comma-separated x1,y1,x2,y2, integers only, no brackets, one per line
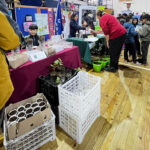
1,50,150,150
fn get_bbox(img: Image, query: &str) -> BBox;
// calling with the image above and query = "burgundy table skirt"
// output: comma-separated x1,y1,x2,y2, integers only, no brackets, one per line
8,46,82,104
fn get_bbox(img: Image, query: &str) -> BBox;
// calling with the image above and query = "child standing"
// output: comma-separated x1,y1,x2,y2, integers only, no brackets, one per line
138,14,150,65
132,18,142,56
124,17,137,63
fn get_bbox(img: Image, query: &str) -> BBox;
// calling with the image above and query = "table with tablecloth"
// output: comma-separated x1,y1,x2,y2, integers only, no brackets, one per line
67,34,106,65
8,46,82,104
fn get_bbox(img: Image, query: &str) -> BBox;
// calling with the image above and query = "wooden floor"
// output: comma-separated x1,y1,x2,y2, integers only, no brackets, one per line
1,50,150,150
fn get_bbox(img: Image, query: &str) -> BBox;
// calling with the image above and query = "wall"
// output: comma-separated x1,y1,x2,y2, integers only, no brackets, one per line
113,0,150,16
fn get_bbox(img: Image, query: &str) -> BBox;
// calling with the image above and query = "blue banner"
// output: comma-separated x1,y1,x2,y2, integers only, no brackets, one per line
56,0,63,35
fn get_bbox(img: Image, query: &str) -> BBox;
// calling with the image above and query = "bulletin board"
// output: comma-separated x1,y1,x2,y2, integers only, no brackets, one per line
15,5,55,40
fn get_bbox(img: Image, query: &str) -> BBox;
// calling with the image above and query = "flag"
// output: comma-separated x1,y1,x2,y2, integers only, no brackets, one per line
56,0,63,35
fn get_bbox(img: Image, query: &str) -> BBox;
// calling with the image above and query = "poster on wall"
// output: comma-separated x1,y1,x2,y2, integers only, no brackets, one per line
79,6,97,26
48,8,55,38
23,22,37,32
35,14,49,35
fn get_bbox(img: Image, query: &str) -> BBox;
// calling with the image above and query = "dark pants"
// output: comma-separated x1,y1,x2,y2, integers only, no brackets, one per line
141,41,150,64
135,35,141,56
109,34,126,69
124,42,136,62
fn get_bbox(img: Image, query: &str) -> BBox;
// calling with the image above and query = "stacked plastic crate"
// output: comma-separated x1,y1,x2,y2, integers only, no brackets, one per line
58,71,101,144
3,93,56,150
38,67,78,124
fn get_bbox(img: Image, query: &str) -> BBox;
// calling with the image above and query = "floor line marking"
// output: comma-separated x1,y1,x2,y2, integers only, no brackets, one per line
119,62,150,71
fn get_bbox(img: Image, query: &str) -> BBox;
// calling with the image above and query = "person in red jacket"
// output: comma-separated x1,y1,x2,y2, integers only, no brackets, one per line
96,11,127,72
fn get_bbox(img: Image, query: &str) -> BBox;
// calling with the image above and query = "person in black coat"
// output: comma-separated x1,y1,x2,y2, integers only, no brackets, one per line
26,24,39,46
69,13,86,38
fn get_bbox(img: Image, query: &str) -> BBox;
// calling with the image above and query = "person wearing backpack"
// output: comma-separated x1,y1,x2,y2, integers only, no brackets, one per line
124,17,138,63
137,14,150,65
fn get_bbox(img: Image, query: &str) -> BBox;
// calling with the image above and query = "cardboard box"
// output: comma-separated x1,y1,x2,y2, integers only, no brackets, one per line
5,93,51,141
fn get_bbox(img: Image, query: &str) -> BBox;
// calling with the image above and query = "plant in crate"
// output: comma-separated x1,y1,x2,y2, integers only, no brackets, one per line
50,58,65,84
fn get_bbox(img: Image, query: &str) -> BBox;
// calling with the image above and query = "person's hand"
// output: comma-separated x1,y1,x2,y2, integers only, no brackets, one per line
107,41,109,49
83,21,87,27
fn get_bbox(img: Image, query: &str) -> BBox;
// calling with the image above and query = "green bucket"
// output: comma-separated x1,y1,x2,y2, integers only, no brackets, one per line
93,62,103,72
98,60,107,69
103,58,110,64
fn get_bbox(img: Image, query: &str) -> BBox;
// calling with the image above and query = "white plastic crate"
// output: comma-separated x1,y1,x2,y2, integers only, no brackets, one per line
4,111,56,150
58,71,101,119
59,101,100,144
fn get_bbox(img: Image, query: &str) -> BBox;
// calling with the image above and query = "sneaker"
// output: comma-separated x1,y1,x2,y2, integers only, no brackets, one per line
104,67,117,73
135,62,141,65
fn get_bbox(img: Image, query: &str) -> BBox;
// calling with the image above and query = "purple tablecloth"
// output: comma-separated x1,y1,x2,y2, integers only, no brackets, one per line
8,46,82,104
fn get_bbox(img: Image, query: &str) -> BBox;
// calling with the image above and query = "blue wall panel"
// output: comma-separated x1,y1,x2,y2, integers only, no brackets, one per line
16,7,37,36
16,7,50,40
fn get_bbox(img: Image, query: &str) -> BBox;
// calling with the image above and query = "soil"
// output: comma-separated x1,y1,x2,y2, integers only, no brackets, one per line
18,118,25,122
18,107,25,112
37,98,43,103
34,107,40,112
9,116,17,122
26,109,33,114
18,112,25,118
32,103,38,108
41,106,46,111
26,114,33,118
9,110,17,116
39,102,46,107
94,62,102,65
25,103,31,109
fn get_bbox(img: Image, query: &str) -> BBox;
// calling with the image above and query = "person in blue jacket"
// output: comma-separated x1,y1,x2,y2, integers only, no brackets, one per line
69,13,86,38
124,17,138,63
132,18,142,56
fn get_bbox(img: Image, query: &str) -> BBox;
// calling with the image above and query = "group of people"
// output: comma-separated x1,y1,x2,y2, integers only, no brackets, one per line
118,13,150,65
70,11,150,73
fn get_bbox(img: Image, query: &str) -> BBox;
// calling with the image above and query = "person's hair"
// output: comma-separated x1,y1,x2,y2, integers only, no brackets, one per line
29,24,38,30
122,13,128,17
142,14,150,20
126,17,132,22
97,10,104,17
132,18,138,25
71,13,77,20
